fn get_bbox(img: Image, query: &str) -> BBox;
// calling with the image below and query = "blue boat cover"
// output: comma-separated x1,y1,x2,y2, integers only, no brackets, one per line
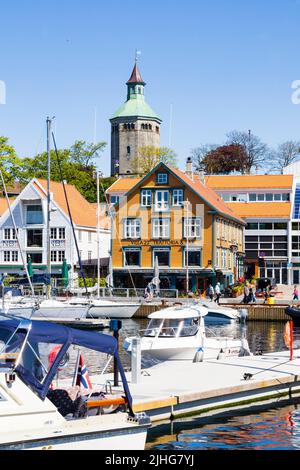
0,316,133,411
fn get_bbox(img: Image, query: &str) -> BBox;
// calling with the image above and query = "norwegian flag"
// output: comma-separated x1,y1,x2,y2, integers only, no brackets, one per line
76,354,92,389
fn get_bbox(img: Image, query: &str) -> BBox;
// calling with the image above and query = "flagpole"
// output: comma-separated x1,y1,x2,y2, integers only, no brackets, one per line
72,349,81,386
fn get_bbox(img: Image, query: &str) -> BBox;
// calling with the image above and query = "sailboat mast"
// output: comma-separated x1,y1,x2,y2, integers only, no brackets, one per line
96,170,100,299
46,117,52,287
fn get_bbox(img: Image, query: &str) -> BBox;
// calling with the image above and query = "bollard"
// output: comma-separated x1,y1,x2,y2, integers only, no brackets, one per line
131,337,141,384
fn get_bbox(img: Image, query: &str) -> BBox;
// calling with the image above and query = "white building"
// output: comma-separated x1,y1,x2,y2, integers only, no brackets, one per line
0,178,110,282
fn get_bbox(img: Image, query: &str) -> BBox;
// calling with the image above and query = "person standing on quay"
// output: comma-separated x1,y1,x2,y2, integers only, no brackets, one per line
215,282,221,305
208,284,214,301
293,285,299,301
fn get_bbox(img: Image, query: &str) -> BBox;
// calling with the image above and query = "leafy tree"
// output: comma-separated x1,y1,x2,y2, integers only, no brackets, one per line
70,141,106,169
17,140,108,202
130,146,177,175
226,130,269,173
199,144,248,174
0,136,22,184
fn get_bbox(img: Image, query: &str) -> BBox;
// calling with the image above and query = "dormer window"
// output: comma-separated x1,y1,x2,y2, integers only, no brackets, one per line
156,173,168,185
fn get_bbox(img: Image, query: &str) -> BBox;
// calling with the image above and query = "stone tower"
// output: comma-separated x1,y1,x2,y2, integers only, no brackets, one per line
110,62,162,176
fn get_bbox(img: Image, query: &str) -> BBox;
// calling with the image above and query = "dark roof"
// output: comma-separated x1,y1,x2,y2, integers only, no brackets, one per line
126,63,146,85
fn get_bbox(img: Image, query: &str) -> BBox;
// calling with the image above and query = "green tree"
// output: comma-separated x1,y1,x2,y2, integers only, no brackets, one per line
70,140,106,169
130,146,177,175
0,136,22,184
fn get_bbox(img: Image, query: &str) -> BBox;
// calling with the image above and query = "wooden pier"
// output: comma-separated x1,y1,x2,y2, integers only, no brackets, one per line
134,301,290,321
123,351,300,421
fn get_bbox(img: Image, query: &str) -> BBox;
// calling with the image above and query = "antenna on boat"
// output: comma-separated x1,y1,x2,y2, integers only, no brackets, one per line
0,170,35,299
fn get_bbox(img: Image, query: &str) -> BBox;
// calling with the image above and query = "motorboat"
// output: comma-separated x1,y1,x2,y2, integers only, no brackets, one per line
66,297,141,319
199,300,245,323
123,303,251,361
0,295,89,319
0,314,150,450
285,306,300,325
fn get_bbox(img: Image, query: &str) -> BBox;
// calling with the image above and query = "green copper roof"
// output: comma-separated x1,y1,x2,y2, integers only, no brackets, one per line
111,95,161,121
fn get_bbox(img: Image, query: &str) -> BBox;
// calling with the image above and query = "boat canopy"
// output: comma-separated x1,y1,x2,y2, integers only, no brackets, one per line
0,315,133,411
148,305,207,320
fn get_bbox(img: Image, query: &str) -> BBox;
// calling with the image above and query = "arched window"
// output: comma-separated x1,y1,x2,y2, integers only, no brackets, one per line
145,124,148,130
127,146,131,154
138,87,141,94
156,126,160,133
123,124,127,130
149,124,152,130
131,123,135,130
141,123,145,129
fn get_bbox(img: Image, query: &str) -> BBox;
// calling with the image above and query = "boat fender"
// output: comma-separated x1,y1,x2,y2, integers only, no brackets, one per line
48,345,70,370
193,346,204,363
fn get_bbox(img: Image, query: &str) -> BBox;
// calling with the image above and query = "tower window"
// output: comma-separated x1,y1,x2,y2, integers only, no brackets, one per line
141,123,145,130
149,124,152,130
124,124,127,130
131,123,135,130
145,124,148,130
127,146,131,154
156,126,159,133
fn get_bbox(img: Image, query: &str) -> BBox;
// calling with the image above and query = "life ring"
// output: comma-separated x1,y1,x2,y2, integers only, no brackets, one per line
48,345,69,370
283,321,291,348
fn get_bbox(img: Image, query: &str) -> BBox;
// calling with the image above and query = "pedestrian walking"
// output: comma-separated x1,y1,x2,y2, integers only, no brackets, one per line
208,284,214,301
214,282,221,305
243,284,250,304
293,285,299,301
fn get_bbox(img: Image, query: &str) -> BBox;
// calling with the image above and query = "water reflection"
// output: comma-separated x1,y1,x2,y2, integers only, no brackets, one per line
146,401,300,450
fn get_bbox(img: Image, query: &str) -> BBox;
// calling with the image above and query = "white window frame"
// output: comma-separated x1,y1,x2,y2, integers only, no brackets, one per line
4,229,10,240
123,219,141,239
141,189,152,207
152,218,170,239
154,190,169,211
59,228,65,240
4,251,10,262
172,189,184,206
184,217,202,239
157,173,168,184
88,231,92,243
11,251,18,262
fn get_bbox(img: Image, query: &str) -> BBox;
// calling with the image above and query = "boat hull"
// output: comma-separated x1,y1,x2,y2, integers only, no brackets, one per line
124,336,246,361
87,304,140,319
0,424,148,450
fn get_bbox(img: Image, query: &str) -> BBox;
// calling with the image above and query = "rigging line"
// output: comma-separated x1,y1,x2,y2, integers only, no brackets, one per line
0,170,35,300
51,132,89,299
98,178,138,298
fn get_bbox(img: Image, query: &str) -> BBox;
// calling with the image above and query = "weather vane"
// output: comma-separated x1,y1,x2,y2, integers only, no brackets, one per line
135,49,141,63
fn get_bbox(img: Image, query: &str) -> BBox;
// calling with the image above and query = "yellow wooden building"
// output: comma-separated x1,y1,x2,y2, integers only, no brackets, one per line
107,162,245,293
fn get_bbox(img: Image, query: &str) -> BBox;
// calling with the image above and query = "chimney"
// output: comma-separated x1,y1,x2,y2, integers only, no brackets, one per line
198,170,205,184
186,157,193,180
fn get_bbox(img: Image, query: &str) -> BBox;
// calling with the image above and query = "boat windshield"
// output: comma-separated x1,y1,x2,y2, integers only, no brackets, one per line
0,315,31,370
179,317,199,337
144,319,163,337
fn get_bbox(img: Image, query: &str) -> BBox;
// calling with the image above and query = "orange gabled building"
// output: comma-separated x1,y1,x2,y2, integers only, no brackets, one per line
107,162,245,294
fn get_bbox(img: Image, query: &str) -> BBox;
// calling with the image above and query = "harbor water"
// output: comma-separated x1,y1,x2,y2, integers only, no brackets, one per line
121,318,300,450
58,318,300,450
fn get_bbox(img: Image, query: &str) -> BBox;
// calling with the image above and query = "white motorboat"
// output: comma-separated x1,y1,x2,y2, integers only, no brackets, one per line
0,297,89,319
0,315,150,450
124,303,251,361
199,300,245,323
67,297,141,319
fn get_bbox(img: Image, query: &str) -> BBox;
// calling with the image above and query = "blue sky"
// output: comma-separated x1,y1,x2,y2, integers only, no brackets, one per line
1,0,300,175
